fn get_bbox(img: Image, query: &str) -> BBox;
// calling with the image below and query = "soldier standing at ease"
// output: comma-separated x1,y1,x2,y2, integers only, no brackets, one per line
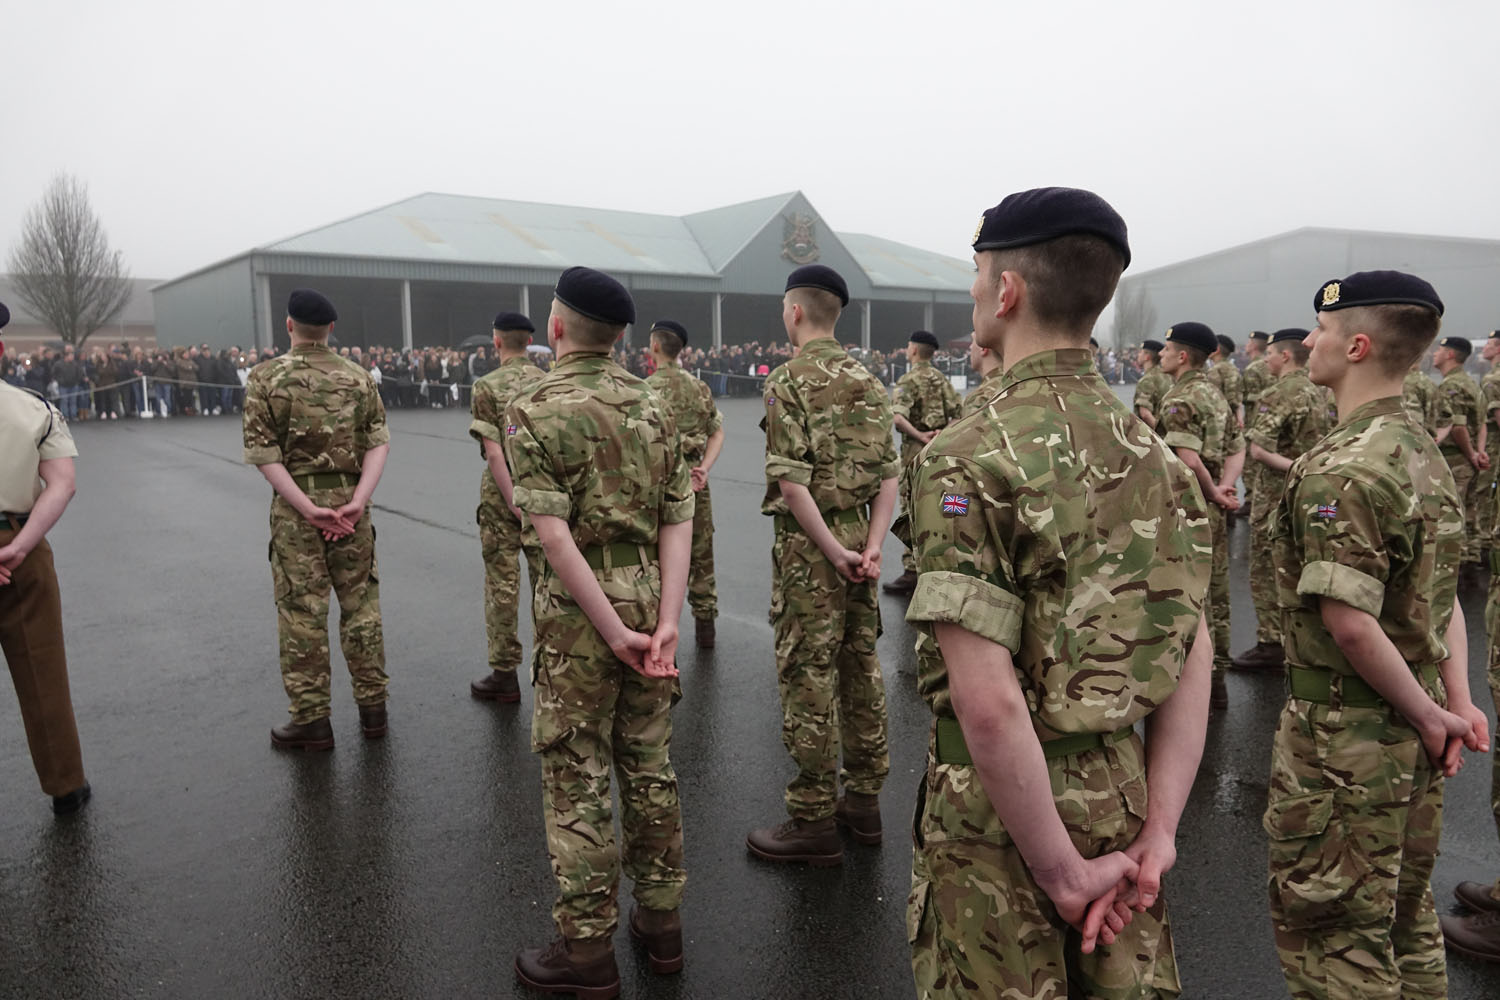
505,268,692,998
645,320,724,649
1238,330,1272,514
1232,328,1333,672
1431,335,1487,572
1158,322,1243,709
1264,271,1488,997
469,312,544,704
1473,329,1500,564
1403,358,1439,436
1208,333,1244,426
883,330,961,596
748,264,897,866
1132,337,1170,429
960,333,1005,417
906,187,1213,998
242,290,391,750
0,302,91,816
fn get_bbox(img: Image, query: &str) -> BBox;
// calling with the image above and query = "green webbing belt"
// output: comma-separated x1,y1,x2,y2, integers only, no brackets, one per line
294,472,357,491
773,506,866,535
933,716,1133,765
1286,666,1384,708
581,542,654,570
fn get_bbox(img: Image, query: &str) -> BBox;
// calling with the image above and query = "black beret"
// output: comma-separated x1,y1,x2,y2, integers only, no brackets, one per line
1164,322,1216,356
909,330,940,349
287,289,338,326
1249,330,1269,342
555,266,635,326
785,264,849,307
1215,334,1236,354
651,319,689,345
1490,330,1500,341
0,301,8,330
1140,339,1164,352
1313,270,1443,317
1269,328,1309,346
971,186,1130,268
1089,337,1099,348
493,311,534,333
1439,336,1472,359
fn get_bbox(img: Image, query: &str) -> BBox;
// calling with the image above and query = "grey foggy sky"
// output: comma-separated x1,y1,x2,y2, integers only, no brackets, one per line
5,0,1498,282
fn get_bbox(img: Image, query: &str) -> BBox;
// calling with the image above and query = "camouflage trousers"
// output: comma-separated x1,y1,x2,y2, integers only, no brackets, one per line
688,481,717,620
1249,474,1283,645
1209,506,1230,674
770,520,890,820
477,489,540,674
900,452,919,573
531,558,685,940
909,727,1180,999
1263,697,1446,999
269,490,386,724
1485,584,1500,892
1476,449,1499,555
1445,454,1478,565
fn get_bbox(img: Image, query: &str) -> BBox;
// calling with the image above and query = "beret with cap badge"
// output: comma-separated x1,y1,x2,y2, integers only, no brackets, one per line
651,319,689,345
1269,328,1308,346
555,266,635,326
493,311,535,333
1140,338,1164,352
1438,335,1472,360
1249,330,1269,342
1163,322,1216,356
1313,270,1443,317
785,265,849,308
971,186,1130,268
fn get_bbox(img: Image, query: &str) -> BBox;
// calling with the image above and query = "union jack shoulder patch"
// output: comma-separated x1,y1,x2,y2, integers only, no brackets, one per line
506,425,518,436
1315,503,1338,519
941,494,970,517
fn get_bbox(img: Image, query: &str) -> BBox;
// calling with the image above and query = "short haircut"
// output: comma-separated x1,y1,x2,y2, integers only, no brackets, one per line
553,298,623,349
651,328,685,359
985,234,1124,334
786,286,842,329
1177,344,1208,369
1140,346,1161,364
290,320,331,338
1274,341,1311,366
1337,304,1441,376
496,328,530,351
911,342,936,360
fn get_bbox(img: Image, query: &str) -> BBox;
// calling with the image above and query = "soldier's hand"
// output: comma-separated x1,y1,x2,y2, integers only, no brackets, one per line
1476,453,1492,471
334,501,366,528
0,541,25,581
828,547,865,582
647,623,681,679
1122,828,1177,912
1454,701,1491,755
305,506,347,534
1419,706,1478,776
859,545,883,581
609,630,653,674
690,467,708,492
1034,851,1139,951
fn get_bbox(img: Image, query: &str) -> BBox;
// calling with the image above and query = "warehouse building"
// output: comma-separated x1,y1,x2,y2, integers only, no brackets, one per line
152,191,978,353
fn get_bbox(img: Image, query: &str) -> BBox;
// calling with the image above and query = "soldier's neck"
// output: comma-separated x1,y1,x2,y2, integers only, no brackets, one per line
1330,372,1402,423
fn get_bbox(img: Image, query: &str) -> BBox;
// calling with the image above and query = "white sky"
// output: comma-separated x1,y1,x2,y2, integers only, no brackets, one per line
5,0,1497,281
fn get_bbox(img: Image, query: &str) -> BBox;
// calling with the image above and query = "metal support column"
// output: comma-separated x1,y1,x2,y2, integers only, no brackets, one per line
255,272,272,351
861,300,872,351
922,300,934,333
400,280,413,351
520,284,530,317
712,293,723,350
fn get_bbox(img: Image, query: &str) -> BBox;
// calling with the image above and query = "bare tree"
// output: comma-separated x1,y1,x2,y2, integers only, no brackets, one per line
1109,280,1158,351
6,173,132,349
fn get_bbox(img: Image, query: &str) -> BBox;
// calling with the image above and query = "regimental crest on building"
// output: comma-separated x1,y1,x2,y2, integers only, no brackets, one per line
781,213,820,265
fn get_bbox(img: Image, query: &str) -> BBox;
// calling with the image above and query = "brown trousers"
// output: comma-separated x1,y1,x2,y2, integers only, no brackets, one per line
0,530,85,797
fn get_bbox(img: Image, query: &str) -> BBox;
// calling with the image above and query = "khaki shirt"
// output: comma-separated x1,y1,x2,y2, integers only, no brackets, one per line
0,382,78,514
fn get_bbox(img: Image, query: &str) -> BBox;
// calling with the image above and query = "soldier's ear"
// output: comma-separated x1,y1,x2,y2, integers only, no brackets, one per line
1347,333,1372,363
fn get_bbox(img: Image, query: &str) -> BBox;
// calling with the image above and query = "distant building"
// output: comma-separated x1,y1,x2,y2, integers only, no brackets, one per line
0,276,158,354
152,192,978,354
1114,227,1500,348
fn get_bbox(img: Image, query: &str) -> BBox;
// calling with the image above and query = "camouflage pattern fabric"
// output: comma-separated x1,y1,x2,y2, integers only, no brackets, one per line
1484,579,1500,893
959,367,1006,419
1133,366,1171,423
1265,394,1460,999
1476,368,1500,555
1245,369,1335,644
505,349,694,941
1239,354,1273,515
893,361,964,572
470,356,545,674
243,343,391,720
1207,358,1243,417
1241,355,1273,406
647,363,723,620
910,731,1180,1000
1402,369,1438,437
1436,368,1484,563
762,336,897,819
904,348,1208,997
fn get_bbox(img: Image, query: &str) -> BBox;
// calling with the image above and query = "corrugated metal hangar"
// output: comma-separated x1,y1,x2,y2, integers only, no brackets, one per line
152,192,979,353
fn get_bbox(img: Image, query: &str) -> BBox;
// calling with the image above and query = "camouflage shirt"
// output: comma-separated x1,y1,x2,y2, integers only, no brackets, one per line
1246,368,1335,495
1241,356,1272,406
893,360,963,464
504,351,693,547
1402,370,1437,435
646,363,723,462
1271,396,1461,682
1208,359,1243,414
1133,366,1172,421
761,336,900,517
959,368,1006,419
905,349,1211,733
1158,368,1233,477
242,342,389,474
1481,369,1500,460
1435,368,1481,454
469,356,545,502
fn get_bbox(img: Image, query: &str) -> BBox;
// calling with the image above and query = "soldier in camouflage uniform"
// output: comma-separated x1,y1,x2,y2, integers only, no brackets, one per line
884,330,963,596
645,319,725,650
506,268,693,998
1473,330,1500,562
1265,271,1489,999
1233,328,1334,671
747,264,898,866
1158,322,1243,709
906,187,1213,1000
1402,361,1439,436
959,335,1005,418
242,289,390,751
1133,338,1171,429
468,312,544,704
1431,335,1486,567
1239,331,1272,515
1208,333,1244,426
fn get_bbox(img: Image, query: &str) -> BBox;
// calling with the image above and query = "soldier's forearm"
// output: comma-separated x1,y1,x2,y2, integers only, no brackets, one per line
1141,616,1211,841
530,514,631,646
1450,426,1475,457
483,439,517,506
893,414,923,441
6,458,76,553
779,480,847,562
1321,597,1443,727
1220,450,1245,489
353,444,389,507
257,462,315,516
866,477,899,550
655,519,692,630
1440,598,1475,712
699,428,725,474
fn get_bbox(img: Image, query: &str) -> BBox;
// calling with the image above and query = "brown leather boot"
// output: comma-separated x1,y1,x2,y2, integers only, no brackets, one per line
628,906,684,974
271,717,334,752
1231,641,1284,671
358,703,387,739
515,937,620,999
471,669,521,703
881,569,918,595
694,617,716,649
1209,671,1228,711
1440,910,1500,963
1455,880,1500,914
746,817,843,866
834,792,882,845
